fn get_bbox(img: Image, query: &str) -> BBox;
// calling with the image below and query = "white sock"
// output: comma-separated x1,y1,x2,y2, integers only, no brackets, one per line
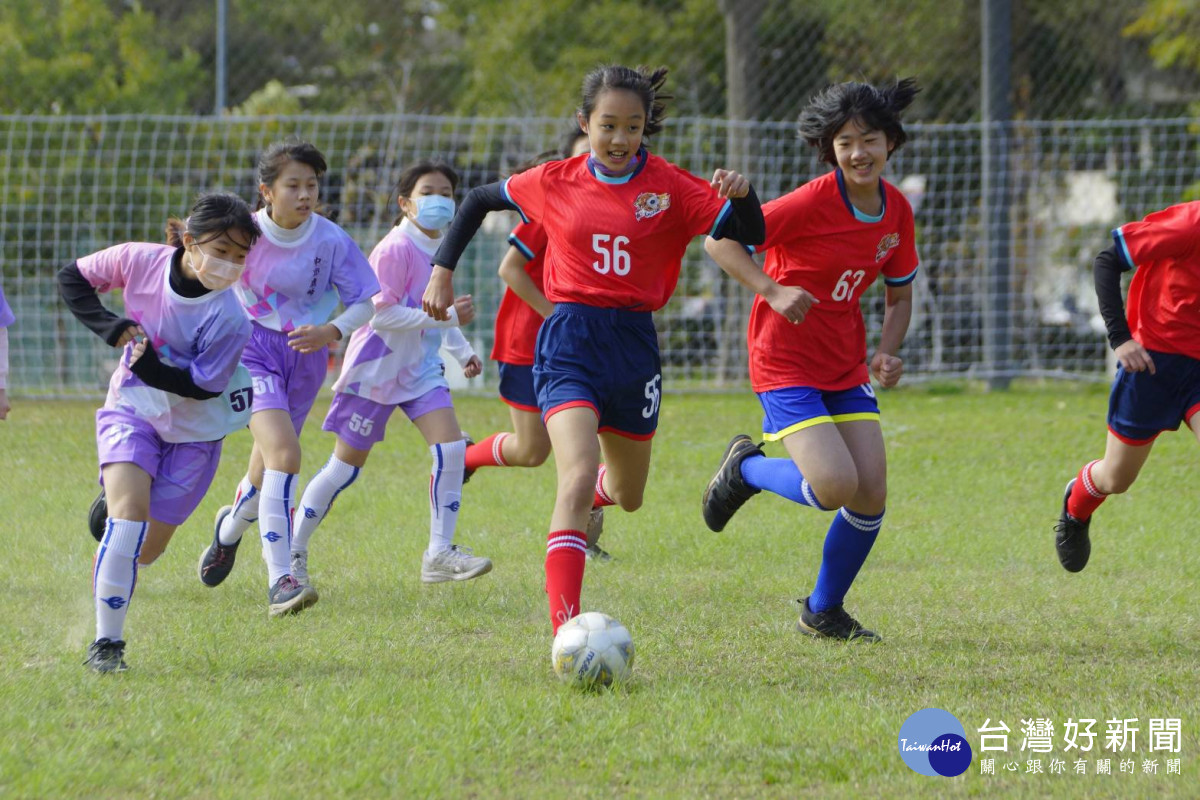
260,469,296,585
293,455,360,553
219,475,260,545
93,518,147,642
427,440,466,556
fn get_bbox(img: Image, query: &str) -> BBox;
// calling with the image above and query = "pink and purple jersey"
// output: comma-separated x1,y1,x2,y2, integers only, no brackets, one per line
747,170,919,392
77,243,253,443
1113,200,1200,361
333,219,474,406
237,209,379,332
0,282,13,328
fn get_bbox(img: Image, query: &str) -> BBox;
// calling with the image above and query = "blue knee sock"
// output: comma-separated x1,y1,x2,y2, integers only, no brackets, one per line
740,455,829,509
809,508,883,612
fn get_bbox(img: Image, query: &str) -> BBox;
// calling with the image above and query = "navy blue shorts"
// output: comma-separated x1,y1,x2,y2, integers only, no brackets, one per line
497,362,540,413
533,303,661,440
757,383,880,442
1108,349,1200,445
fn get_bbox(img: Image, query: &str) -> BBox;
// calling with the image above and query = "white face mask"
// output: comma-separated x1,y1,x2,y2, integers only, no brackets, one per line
410,195,456,230
190,244,245,291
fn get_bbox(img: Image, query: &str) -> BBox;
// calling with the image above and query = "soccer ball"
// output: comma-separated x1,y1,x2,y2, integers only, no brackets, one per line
551,612,634,688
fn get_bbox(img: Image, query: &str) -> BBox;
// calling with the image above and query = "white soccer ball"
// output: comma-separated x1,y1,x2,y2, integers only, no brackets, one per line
551,611,635,688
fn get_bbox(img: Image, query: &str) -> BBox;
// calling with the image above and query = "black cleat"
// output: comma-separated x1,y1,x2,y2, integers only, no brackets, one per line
461,434,476,485
197,506,240,587
88,489,108,543
84,638,129,673
797,597,881,643
702,434,763,532
1055,479,1092,573
584,507,612,562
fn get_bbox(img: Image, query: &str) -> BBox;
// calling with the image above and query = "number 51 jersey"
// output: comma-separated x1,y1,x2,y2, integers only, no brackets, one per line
748,170,919,393
503,151,731,312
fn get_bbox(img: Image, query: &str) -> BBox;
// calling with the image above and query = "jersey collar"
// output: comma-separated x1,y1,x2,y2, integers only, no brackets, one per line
587,147,649,185
836,169,886,223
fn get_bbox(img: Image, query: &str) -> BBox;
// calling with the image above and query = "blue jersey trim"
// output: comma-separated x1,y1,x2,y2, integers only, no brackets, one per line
501,177,530,223
1113,227,1135,271
507,233,536,261
884,267,918,287
836,169,886,223
708,199,734,238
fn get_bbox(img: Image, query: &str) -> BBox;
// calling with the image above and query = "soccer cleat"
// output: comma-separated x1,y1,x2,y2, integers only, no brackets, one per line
797,596,881,643
461,433,476,485
84,638,129,673
584,507,612,562
421,545,493,584
268,574,318,617
290,551,312,588
88,489,107,543
1054,479,1092,573
197,506,240,587
701,434,763,532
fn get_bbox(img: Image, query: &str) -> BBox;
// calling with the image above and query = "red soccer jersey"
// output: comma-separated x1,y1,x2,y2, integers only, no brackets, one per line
502,152,730,311
747,170,919,392
491,221,548,365
1114,201,1200,360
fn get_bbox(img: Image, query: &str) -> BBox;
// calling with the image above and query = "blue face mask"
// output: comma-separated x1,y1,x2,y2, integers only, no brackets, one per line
412,195,456,230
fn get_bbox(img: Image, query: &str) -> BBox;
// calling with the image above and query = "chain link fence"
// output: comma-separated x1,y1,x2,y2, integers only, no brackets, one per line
4,114,1199,395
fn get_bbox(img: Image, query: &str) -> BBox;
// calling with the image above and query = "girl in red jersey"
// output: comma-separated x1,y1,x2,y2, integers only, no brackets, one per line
462,129,615,561
702,79,920,643
424,65,765,642
1053,200,1200,573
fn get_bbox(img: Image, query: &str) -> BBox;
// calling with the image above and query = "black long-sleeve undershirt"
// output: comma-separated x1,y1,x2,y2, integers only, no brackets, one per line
57,257,220,400
1093,244,1132,350
433,180,765,271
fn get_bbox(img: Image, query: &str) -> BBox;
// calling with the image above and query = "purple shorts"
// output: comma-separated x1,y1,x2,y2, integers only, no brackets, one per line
242,323,328,435
323,387,453,450
95,408,223,525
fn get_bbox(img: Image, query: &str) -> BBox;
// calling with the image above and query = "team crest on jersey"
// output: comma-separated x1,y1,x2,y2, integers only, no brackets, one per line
634,192,671,220
875,232,901,262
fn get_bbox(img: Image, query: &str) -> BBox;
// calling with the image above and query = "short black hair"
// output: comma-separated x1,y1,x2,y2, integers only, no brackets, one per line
798,78,919,165
166,192,260,250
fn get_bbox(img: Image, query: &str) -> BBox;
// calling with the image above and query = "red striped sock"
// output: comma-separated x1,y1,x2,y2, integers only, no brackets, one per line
465,432,509,471
1067,460,1107,520
592,464,616,509
545,529,587,634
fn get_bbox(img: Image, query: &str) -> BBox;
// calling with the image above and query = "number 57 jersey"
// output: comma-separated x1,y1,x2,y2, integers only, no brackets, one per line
747,170,919,393
502,151,731,312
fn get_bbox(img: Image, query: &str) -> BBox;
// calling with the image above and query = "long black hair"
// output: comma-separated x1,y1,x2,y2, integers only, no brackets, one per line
579,65,672,138
797,78,919,165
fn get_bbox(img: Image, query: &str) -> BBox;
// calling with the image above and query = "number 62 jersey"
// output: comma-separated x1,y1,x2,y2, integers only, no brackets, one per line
747,169,919,393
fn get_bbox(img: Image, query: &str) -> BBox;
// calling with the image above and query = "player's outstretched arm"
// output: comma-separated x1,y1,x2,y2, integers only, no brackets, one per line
709,171,765,247
870,282,913,388
704,237,817,326
425,183,520,320
57,262,143,346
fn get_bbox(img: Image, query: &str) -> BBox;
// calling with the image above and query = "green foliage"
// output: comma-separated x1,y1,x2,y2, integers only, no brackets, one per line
0,0,204,113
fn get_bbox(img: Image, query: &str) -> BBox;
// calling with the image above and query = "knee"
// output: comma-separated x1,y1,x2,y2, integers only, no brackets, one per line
810,472,859,511
560,469,599,509
264,441,302,474
507,441,551,468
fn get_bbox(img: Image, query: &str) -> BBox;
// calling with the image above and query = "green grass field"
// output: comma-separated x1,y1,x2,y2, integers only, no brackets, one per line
2,385,1197,798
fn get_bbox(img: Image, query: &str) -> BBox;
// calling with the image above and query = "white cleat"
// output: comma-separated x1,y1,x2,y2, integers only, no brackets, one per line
421,545,493,584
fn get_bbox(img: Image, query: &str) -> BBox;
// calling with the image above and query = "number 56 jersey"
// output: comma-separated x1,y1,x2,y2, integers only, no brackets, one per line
748,170,919,393
503,151,730,312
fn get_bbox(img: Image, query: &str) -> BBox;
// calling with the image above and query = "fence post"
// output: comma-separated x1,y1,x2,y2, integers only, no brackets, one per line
981,0,1012,389
215,0,228,114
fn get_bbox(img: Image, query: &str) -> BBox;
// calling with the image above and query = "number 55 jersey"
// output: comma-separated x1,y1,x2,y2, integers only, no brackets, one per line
748,169,919,393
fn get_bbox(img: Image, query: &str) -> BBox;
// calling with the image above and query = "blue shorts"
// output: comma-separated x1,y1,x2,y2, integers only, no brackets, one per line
1107,350,1200,445
534,303,661,440
757,384,880,442
497,362,540,413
